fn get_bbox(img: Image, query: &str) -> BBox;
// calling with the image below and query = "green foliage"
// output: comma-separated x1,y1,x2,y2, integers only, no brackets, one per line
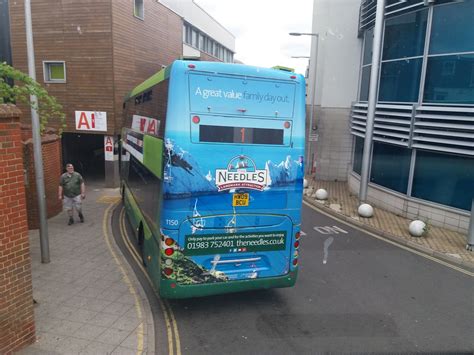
0,62,66,134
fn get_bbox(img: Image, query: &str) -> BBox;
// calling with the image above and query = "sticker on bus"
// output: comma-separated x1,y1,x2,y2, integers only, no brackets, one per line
184,231,287,256
232,193,249,206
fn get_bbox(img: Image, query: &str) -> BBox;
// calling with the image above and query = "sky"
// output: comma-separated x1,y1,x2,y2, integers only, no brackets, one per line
194,0,314,75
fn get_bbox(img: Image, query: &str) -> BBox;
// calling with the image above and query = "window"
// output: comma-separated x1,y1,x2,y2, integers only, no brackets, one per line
424,54,474,104
423,1,474,104
359,66,371,102
182,22,234,63
134,0,144,19
352,136,364,175
198,34,204,50
429,0,474,55
379,58,423,102
412,150,474,211
43,61,66,83
127,155,161,228
378,9,427,103
382,10,427,60
192,29,198,47
370,142,411,193
363,27,374,66
359,28,373,101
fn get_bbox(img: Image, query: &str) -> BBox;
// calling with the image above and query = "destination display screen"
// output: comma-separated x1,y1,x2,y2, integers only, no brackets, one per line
199,125,284,145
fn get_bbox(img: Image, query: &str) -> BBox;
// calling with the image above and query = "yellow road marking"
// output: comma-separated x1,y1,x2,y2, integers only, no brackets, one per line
303,200,474,277
119,208,182,355
97,196,122,204
164,299,181,355
102,203,144,355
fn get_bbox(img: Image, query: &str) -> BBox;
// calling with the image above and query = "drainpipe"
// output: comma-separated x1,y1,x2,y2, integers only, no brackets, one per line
467,198,474,251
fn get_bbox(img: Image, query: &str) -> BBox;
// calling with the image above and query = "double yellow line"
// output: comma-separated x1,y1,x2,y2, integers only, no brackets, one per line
118,208,182,355
102,203,145,355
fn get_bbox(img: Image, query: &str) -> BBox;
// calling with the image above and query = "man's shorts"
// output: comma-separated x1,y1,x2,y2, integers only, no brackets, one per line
63,195,82,211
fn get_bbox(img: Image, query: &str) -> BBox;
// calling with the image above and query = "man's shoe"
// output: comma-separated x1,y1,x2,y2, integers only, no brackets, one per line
79,213,84,223
68,217,74,225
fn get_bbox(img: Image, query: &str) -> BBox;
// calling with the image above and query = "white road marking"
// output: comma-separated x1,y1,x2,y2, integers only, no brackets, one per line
313,225,348,234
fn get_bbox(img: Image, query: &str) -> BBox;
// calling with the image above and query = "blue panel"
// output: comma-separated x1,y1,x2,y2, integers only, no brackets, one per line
412,150,474,211
423,54,474,104
379,58,423,102
430,0,474,55
383,9,428,60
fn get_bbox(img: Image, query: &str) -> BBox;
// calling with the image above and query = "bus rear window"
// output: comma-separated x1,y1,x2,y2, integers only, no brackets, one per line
199,125,284,145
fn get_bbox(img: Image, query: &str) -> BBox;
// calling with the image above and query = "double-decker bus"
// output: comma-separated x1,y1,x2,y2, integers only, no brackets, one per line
120,60,305,298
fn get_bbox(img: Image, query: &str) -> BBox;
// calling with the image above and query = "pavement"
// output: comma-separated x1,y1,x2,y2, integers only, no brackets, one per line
303,178,474,271
19,179,473,354
20,185,154,355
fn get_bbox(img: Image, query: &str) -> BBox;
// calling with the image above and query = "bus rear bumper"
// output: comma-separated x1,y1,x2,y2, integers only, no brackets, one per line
159,270,298,299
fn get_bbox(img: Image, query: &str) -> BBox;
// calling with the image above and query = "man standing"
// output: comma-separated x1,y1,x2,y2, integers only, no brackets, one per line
58,163,86,225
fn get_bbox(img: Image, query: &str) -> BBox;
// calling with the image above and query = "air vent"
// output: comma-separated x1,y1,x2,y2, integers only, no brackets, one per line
350,103,413,147
412,106,474,156
350,102,474,156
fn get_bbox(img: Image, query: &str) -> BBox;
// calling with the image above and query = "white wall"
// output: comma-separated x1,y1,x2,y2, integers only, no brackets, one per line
159,0,235,52
310,0,362,108
308,0,362,181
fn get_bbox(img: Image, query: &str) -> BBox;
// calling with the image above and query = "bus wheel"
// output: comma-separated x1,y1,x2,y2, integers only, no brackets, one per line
138,224,146,267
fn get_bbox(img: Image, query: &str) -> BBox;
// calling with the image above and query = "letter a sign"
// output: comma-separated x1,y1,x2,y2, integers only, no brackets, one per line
104,136,114,161
75,111,107,131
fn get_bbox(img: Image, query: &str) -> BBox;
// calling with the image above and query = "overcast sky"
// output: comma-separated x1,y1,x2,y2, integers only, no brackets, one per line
194,0,314,75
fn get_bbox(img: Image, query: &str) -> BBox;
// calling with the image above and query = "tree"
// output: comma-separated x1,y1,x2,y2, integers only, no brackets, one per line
0,62,65,134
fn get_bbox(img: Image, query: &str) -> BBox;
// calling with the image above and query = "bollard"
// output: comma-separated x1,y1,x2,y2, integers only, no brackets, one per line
467,198,474,251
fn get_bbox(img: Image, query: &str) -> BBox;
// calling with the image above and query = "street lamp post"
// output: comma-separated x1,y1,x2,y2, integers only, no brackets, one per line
289,32,319,176
25,0,50,263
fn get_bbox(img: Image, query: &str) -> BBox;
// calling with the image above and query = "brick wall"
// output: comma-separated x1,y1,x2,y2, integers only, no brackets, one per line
21,126,62,229
0,105,36,354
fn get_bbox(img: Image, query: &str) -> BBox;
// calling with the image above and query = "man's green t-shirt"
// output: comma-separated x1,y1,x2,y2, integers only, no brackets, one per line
60,172,84,198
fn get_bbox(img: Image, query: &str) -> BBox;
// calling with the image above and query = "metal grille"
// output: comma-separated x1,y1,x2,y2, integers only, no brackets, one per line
350,103,413,147
350,103,474,156
413,106,474,156
359,0,452,33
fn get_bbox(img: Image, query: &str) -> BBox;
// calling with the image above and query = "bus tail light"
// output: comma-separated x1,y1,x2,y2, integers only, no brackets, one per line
293,259,298,266
165,237,175,246
192,115,200,124
188,64,196,69
295,232,301,240
294,240,300,248
164,248,174,256
164,268,173,276
284,121,291,129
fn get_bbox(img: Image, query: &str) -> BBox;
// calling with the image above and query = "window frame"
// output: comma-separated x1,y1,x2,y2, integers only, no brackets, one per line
134,0,144,20
43,61,66,83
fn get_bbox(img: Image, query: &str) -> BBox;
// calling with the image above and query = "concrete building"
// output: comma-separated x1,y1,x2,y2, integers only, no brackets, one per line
309,0,473,233
4,0,235,187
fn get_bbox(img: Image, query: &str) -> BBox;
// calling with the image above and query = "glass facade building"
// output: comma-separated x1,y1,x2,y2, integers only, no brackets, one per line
351,0,473,212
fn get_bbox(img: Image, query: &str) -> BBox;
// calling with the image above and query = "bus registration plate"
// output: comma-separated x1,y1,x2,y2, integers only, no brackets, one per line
232,193,249,207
